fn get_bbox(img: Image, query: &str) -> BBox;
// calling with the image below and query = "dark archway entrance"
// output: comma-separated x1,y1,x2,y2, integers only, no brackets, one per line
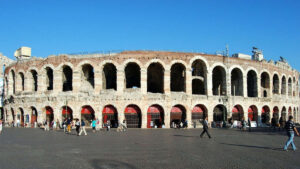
170,105,186,128
62,106,73,120
261,106,270,124
124,105,141,128
45,106,54,124
212,66,226,95
192,104,207,128
231,68,243,96
147,63,164,93
248,105,258,121
170,63,186,92
247,70,258,97
125,63,141,88
102,105,118,128
192,59,207,95
31,107,38,127
232,105,244,121
81,106,95,126
19,108,25,127
147,105,164,128
213,105,227,122
103,63,117,90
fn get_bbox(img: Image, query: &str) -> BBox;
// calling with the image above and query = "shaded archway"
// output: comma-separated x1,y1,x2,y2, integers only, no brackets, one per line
30,106,38,126
213,104,227,122
81,106,95,126
248,105,258,121
11,108,15,121
45,67,53,90
125,63,141,88
82,64,94,89
247,70,258,97
11,70,15,94
281,76,286,95
281,107,287,122
62,106,73,120
30,70,38,92
102,105,118,128
288,107,292,116
19,108,25,127
212,66,226,95
171,63,186,92
45,106,54,124
170,105,186,128
124,105,141,128
261,106,270,124
62,65,73,91
232,105,244,121
272,74,279,94
261,72,270,97
192,60,207,95
272,106,279,126
192,104,208,128
147,63,164,93
103,63,117,90
147,104,164,128
231,68,243,96
19,72,25,91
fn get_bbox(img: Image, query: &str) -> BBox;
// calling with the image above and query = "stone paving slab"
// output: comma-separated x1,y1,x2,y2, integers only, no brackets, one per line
0,128,300,169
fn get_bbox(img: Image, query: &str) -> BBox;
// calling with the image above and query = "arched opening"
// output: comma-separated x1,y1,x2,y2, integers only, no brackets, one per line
19,72,25,91
81,106,95,126
293,78,296,96
248,105,258,121
103,63,117,90
288,78,292,96
11,108,15,121
170,63,186,92
82,64,94,89
125,63,141,88
192,104,207,128
124,105,141,128
62,65,73,91
247,70,258,97
31,106,38,126
5,77,8,96
261,106,270,124
272,74,279,94
62,106,73,120
170,105,186,128
45,67,53,91
102,105,118,128
19,108,24,127
30,70,38,92
192,60,207,95
213,105,227,126
281,107,287,122
147,105,164,128
11,70,15,94
45,106,54,125
281,76,286,95
212,66,226,95
288,107,292,116
272,106,279,126
261,72,270,97
231,68,243,96
147,63,164,93
232,105,244,121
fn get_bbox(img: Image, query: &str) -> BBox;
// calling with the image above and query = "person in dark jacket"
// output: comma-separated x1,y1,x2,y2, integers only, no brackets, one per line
200,117,211,139
283,116,299,151
79,119,87,136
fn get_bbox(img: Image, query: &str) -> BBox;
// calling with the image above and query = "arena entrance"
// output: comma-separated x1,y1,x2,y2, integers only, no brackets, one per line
31,107,38,127
19,108,25,127
248,106,258,121
102,105,118,128
45,106,54,124
62,106,73,121
81,106,95,127
192,104,207,128
261,106,270,125
170,105,186,128
124,105,141,128
281,107,287,122
147,105,164,128
232,105,244,121
288,107,292,116
213,105,227,127
272,106,279,126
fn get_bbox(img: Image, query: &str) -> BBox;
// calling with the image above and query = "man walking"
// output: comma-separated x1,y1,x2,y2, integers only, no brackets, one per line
79,119,87,136
284,116,299,151
200,117,211,139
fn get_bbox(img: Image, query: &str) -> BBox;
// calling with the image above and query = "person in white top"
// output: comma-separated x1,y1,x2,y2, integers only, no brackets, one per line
16,119,20,128
0,120,3,134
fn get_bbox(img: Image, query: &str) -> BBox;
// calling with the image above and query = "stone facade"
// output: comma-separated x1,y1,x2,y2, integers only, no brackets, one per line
1,50,300,128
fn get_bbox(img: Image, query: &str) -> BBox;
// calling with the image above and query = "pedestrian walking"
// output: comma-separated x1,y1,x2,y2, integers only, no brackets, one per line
248,118,251,132
44,121,49,131
0,120,3,134
63,118,67,132
92,119,96,133
67,118,72,133
283,116,299,151
75,119,80,136
52,120,56,130
16,119,20,128
79,119,87,136
107,120,111,131
200,117,211,138
241,117,247,131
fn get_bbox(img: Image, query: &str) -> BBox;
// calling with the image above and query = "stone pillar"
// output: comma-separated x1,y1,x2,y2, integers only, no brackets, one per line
53,70,62,94
207,71,213,96
94,69,102,93
186,68,192,95
243,75,247,97
269,77,272,98
72,70,80,93
257,77,261,98
141,106,147,128
141,68,147,94
186,107,192,128
226,71,231,96
117,69,125,93
164,105,171,128
38,73,45,93
164,67,170,94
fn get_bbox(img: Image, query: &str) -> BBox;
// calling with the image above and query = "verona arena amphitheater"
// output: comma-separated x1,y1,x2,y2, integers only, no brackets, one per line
1,47,299,128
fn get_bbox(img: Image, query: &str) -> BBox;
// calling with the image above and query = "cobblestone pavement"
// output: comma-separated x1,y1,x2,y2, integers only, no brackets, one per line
0,127,300,169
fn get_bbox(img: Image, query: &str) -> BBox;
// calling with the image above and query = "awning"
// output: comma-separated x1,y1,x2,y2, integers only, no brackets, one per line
192,106,203,113
171,106,182,113
232,107,239,113
248,108,253,113
81,107,94,114
125,106,139,114
147,106,161,113
62,108,72,115
103,106,116,114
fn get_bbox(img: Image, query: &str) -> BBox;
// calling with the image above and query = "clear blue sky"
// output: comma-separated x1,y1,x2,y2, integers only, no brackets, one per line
0,0,300,70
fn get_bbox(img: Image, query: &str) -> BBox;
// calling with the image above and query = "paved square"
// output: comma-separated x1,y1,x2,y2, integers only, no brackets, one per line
0,128,300,169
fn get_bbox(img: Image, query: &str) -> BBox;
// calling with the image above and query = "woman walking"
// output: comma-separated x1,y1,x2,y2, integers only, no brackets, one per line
75,119,80,136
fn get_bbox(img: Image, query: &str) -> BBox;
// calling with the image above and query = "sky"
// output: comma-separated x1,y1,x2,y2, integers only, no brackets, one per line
0,0,300,70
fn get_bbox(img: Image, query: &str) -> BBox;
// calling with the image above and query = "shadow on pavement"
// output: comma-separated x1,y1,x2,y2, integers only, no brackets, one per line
173,134,198,138
220,142,283,151
90,159,137,169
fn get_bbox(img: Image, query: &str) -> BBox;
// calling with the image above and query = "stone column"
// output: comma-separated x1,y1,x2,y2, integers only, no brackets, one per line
72,70,80,93
141,68,147,94
94,69,102,93
141,106,147,128
243,75,247,97
226,71,231,96
117,69,125,93
38,73,45,93
53,70,62,94
207,71,213,96
186,107,192,128
186,68,192,95
257,77,261,98
269,77,273,98
164,67,170,94
164,105,171,128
